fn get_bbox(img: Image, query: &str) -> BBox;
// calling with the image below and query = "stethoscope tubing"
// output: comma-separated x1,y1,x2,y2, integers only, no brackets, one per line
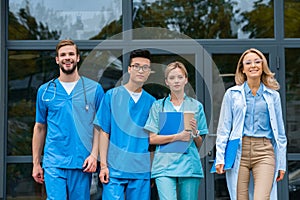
41,77,89,111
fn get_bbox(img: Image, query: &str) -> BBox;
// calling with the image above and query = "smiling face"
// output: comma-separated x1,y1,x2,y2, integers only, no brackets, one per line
56,45,80,75
242,52,263,81
165,67,188,93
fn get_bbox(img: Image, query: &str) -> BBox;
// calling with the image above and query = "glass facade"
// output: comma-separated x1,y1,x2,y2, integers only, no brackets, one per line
211,53,237,200
8,50,56,156
284,0,300,38
6,163,46,199
285,48,300,153
1,0,300,199
133,0,274,39
285,48,300,199
288,161,300,199
8,0,122,40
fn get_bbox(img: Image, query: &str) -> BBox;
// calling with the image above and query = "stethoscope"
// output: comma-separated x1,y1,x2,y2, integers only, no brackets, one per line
41,77,89,111
161,94,192,112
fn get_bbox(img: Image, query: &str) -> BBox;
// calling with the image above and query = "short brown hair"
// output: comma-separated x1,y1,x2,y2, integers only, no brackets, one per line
56,40,80,57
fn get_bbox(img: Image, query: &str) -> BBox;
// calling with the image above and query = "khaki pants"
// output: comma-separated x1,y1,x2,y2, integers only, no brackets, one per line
237,136,275,200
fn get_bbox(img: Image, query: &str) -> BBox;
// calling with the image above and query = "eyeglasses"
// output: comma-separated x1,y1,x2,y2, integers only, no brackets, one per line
130,63,151,72
243,59,263,66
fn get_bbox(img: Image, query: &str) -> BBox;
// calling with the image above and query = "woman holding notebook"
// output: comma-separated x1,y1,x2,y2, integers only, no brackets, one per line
214,48,287,200
144,61,208,200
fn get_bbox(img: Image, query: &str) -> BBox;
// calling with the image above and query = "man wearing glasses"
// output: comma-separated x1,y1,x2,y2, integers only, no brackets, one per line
94,49,155,200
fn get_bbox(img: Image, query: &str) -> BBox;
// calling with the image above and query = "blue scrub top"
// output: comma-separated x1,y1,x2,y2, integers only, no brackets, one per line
144,94,208,178
36,77,104,169
94,86,155,179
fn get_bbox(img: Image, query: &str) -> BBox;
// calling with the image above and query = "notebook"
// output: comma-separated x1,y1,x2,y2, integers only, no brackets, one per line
210,138,240,173
158,112,189,153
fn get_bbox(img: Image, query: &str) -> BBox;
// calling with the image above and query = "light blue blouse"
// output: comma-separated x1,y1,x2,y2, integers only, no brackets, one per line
144,94,208,178
243,82,273,139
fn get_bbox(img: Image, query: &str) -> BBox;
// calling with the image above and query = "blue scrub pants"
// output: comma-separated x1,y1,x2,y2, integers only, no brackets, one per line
102,177,150,200
155,176,201,200
44,167,92,200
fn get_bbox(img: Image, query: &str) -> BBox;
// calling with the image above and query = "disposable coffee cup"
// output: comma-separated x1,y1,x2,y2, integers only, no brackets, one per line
184,111,195,131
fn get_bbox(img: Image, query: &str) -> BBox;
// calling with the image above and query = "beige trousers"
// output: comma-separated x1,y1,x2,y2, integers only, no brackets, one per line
237,136,275,200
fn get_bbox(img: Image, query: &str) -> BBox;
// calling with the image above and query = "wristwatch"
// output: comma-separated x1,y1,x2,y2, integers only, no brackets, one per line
191,130,200,138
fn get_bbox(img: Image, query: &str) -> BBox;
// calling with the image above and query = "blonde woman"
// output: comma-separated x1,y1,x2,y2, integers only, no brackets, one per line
214,48,287,200
144,61,208,200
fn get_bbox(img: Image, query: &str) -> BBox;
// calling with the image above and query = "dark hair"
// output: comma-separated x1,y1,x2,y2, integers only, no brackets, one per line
129,49,151,63
56,40,80,57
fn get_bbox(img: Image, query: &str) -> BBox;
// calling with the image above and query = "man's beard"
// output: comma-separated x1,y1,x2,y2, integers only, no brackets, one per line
59,62,77,75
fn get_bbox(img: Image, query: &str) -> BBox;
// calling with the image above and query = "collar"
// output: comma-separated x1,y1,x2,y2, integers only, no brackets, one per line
244,81,263,96
231,82,274,95
166,93,188,101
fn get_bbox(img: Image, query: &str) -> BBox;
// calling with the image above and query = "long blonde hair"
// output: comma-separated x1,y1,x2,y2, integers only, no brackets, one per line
235,48,280,90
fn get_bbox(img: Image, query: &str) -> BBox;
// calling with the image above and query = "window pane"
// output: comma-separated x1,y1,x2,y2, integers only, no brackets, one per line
8,50,122,155
285,49,300,153
133,0,274,39
8,50,57,156
79,50,123,92
285,0,300,38
7,163,46,199
8,0,122,40
212,54,239,199
288,161,300,199
212,54,239,132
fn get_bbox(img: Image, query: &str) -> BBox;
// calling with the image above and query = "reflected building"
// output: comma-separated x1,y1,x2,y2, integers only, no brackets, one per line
1,0,300,199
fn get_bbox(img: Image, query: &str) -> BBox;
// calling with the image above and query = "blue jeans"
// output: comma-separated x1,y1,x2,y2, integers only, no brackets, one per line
155,176,201,200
